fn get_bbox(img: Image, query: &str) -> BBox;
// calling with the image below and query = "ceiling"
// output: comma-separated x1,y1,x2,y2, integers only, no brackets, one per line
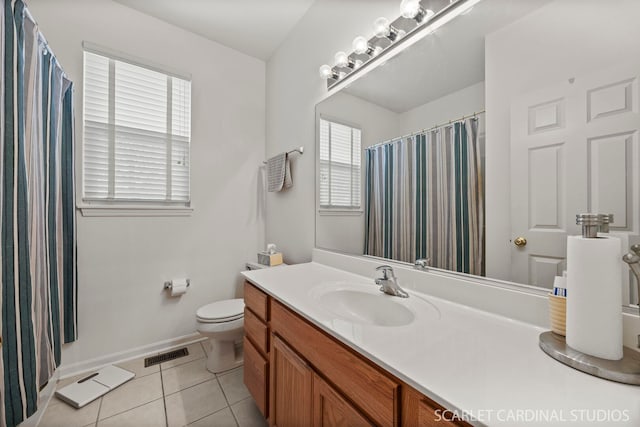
113,0,316,60
343,0,552,113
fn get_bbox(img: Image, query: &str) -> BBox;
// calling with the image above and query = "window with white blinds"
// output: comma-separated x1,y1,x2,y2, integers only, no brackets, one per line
83,50,191,204
319,118,361,209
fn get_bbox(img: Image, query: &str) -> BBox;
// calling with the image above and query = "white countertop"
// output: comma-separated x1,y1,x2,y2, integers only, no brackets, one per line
242,262,640,427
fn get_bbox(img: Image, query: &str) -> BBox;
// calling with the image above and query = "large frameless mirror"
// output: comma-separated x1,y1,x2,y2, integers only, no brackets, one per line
315,0,640,310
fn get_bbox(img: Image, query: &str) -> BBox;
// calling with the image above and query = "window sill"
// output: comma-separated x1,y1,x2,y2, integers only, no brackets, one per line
318,209,363,216
78,203,193,217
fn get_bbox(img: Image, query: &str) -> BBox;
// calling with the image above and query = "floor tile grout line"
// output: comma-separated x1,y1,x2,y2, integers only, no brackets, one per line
163,368,217,397
160,362,169,427
216,365,243,378
215,375,240,427
164,376,217,397
94,373,165,421
97,397,162,423
186,405,235,427
94,396,165,424
95,397,103,427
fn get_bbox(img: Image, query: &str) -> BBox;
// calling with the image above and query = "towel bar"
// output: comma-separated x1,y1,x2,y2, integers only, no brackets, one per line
262,146,304,164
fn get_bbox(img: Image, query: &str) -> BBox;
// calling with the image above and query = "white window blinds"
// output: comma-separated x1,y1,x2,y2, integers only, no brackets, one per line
319,118,361,208
83,51,191,203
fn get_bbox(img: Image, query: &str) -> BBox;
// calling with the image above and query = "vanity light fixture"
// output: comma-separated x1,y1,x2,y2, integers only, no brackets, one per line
400,0,435,23
373,17,401,41
334,51,349,67
334,51,360,70
352,36,381,57
319,64,339,80
319,0,478,86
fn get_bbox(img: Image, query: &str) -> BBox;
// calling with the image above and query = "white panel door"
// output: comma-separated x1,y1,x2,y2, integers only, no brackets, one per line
510,63,640,297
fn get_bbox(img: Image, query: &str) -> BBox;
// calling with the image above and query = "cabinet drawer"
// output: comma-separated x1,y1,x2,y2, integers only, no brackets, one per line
244,281,269,321
271,300,399,427
243,337,269,418
244,307,269,355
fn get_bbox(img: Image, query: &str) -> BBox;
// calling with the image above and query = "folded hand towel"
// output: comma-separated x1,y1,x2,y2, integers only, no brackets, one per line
283,153,293,190
267,153,286,192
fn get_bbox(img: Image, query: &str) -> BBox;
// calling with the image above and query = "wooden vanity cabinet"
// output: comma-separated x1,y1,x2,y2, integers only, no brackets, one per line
243,281,470,427
243,282,270,419
270,299,396,426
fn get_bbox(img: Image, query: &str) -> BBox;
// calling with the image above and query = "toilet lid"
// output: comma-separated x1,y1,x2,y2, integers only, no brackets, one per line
197,299,244,323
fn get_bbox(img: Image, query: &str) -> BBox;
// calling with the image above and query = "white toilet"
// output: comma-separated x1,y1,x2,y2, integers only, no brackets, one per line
196,298,245,373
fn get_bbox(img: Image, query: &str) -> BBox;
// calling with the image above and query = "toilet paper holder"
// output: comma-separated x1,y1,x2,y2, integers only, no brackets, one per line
163,279,191,290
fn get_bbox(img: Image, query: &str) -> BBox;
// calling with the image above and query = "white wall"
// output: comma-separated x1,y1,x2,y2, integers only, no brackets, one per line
266,0,399,264
484,0,640,280
315,92,399,254
398,81,485,134
28,0,266,367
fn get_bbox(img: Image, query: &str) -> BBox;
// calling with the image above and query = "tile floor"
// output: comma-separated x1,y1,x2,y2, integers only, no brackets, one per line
39,342,268,427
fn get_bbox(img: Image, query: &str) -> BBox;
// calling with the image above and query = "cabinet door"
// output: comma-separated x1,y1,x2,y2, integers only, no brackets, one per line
270,335,313,427
313,373,373,427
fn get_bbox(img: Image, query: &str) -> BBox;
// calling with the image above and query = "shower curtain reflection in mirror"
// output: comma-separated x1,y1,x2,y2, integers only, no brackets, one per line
364,118,484,275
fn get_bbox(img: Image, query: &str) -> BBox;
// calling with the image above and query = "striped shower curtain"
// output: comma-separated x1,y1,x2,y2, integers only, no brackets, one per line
364,118,484,275
1,1,77,426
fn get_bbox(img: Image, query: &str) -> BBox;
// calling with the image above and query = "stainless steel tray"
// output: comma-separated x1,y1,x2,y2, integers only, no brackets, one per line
539,331,640,385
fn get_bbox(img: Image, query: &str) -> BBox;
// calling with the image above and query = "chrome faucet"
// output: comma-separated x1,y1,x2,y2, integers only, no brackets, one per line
414,258,430,270
375,265,409,298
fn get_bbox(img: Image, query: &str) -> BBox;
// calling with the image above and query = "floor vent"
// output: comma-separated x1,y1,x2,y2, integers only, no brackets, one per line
144,347,189,367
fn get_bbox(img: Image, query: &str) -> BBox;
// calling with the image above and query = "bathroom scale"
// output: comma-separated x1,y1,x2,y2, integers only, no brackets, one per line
55,365,135,408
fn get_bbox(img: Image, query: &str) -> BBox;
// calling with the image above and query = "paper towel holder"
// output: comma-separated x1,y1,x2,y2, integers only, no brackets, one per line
163,279,190,290
576,213,603,238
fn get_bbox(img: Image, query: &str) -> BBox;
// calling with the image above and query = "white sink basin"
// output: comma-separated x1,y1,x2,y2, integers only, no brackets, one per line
313,285,416,327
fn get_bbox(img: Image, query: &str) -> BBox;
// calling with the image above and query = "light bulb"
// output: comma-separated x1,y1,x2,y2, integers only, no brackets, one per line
400,0,421,19
352,36,369,55
334,51,349,68
373,17,391,38
319,64,333,80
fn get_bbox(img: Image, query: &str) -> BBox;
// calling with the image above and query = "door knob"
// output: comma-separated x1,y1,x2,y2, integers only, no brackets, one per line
514,237,527,247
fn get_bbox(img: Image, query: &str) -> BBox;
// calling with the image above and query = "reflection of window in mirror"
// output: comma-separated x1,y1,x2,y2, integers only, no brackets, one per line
319,118,361,210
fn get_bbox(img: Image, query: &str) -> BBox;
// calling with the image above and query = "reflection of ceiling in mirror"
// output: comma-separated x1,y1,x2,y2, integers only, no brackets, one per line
343,0,552,113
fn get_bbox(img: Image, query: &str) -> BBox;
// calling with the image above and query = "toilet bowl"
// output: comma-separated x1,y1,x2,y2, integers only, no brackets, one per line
196,298,245,373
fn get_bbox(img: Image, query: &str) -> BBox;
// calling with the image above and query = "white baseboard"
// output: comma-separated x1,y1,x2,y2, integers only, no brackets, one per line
57,332,205,379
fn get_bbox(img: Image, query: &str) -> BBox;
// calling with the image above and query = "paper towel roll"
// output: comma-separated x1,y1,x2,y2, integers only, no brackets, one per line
566,235,623,360
170,278,189,297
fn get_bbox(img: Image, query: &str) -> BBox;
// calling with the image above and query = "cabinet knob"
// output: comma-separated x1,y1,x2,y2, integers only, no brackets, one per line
514,237,527,247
